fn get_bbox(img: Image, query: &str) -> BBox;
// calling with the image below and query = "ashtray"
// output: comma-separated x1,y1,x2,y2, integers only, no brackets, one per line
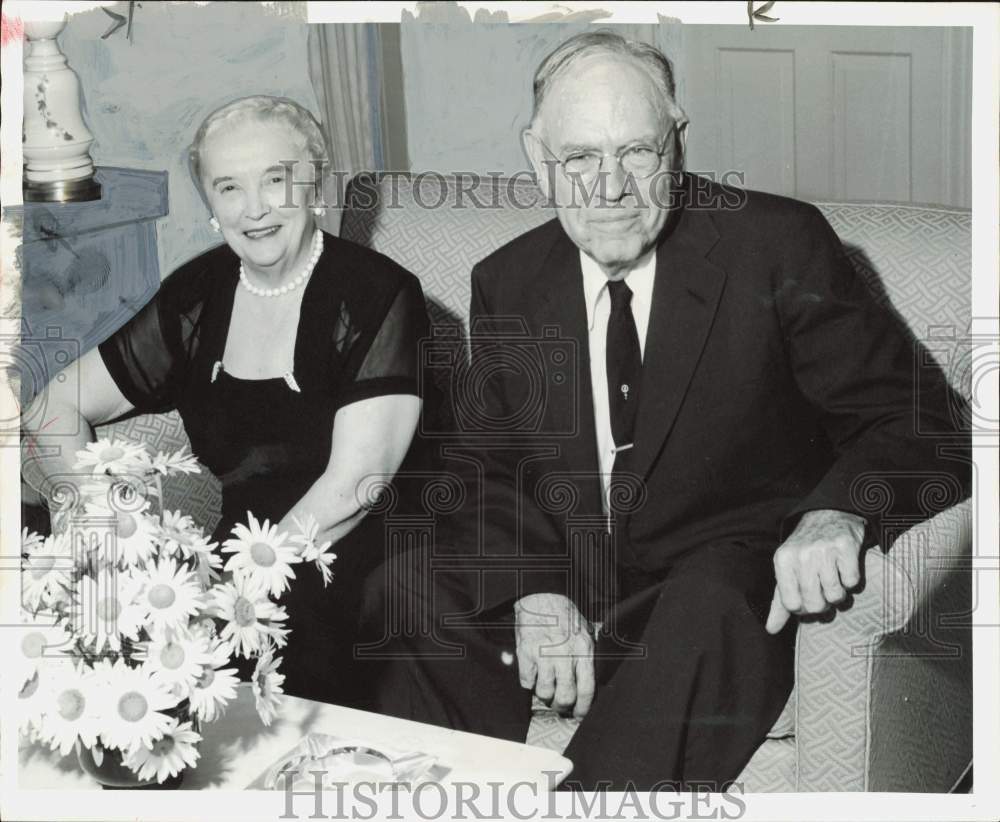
251,733,446,789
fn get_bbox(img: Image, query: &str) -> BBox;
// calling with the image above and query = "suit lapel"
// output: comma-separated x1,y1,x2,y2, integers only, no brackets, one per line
630,203,727,482
528,229,602,508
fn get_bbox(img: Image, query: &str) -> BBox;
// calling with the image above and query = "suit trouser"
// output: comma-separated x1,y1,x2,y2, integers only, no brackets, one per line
361,540,795,790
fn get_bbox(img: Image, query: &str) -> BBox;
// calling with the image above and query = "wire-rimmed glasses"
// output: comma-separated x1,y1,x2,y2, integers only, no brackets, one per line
539,123,680,184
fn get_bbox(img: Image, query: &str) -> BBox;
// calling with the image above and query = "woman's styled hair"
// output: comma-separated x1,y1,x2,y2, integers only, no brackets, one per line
531,30,685,127
188,95,328,199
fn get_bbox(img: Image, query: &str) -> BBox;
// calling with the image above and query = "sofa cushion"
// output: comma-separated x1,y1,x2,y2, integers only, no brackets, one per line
341,174,551,334
737,736,798,792
817,202,971,400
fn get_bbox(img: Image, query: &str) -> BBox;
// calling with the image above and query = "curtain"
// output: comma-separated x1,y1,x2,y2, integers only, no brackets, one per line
308,24,389,233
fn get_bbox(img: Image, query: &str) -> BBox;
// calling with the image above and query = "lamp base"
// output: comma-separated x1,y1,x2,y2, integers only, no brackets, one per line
23,176,102,203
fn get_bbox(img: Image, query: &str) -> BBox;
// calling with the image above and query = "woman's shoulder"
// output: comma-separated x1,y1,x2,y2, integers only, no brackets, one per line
158,243,238,309
318,232,422,297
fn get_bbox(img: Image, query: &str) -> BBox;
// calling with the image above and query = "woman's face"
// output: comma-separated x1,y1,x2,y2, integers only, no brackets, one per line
200,116,318,276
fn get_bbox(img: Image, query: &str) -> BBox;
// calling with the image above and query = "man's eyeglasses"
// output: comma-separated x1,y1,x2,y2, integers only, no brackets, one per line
540,124,679,183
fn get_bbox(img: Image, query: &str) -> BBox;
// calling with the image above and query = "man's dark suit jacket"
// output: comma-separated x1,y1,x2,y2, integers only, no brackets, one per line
445,173,971,620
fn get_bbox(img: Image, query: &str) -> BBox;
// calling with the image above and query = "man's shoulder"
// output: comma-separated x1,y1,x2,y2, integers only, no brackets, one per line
473,217,565,281
685,173,827,237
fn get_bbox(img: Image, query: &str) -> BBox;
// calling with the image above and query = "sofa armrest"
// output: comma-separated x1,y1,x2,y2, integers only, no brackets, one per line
794,500,972,791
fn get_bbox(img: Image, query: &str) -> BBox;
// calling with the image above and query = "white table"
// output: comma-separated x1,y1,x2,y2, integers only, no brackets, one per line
18,685,571,790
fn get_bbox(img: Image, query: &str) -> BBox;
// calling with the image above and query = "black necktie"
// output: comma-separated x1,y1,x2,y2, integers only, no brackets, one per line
605,279,642,459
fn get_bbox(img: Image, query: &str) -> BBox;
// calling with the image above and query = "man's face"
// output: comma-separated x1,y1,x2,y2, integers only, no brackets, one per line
525,55,683,277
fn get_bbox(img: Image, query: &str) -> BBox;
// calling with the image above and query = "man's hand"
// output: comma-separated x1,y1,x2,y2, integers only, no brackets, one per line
513,593,595,720
766,509,866,634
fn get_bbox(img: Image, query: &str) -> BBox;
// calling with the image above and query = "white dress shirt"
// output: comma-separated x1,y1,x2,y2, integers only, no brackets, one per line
579,249,656,513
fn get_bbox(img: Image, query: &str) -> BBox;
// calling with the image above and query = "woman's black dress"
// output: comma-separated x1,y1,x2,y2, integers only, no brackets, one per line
99,232,430,705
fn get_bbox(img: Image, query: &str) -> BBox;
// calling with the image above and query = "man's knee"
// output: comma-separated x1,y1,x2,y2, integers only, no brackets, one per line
667,544,776,626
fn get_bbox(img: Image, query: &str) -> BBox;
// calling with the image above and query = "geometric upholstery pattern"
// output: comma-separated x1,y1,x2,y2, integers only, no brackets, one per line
98,409,222,537
734,736,798,793
106,175,971,791
341,175,553,335
818,203,971,397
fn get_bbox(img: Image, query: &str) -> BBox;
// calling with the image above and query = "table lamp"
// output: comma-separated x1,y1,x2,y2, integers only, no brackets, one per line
22,16,102,203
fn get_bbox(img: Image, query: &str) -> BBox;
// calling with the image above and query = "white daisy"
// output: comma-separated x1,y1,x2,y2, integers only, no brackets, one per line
188,639,239,723
184,532,220,563
22,527,44,555
81,496,158,569
141,631,212,699
193,546,223,589
84,656,116,693
17,670,51,737
222,513,301,599
206,634,231,667
75,439,151,476
71,570,146,653
39,663,101,756
10,621,75,690
95,659,179,753
167,527,222,589
78,472,151,510
290,514,338,587
190,616,218,642
21,531,74,613
124,718,201,783
16,656,75,738
155,510,202,558
211,577,289,659
252,646,285,727
150,446,201,477
135,558,204,637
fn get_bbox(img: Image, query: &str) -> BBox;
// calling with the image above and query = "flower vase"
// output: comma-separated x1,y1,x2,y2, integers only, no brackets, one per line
76,701,199,789
77,743,184,789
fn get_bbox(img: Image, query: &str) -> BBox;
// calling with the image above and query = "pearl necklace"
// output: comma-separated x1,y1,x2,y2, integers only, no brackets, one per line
239,229,323,298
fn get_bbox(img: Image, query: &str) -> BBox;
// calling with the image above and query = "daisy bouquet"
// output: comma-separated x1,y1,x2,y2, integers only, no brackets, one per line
16,437,337,785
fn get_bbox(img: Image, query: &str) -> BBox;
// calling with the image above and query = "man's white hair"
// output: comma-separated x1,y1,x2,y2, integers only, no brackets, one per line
531,30,685,129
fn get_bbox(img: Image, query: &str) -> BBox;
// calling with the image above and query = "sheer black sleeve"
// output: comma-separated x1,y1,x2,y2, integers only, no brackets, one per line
98,254,213,414
332,271,429,410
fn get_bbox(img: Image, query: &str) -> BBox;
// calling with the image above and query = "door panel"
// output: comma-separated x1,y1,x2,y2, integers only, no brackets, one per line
673,25,971,206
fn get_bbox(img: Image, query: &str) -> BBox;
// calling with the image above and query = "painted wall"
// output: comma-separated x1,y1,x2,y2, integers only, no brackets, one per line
398,12,660,176
396,18,973,208
58,2,318,277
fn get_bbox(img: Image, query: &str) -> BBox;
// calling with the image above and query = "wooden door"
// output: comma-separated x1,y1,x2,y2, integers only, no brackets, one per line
670,25,971,206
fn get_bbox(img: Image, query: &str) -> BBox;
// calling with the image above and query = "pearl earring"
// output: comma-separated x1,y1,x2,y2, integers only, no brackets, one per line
209,216,220,232
311,206,324,217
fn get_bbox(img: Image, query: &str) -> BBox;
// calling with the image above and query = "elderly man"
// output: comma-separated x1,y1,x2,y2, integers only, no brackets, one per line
369,31,969,790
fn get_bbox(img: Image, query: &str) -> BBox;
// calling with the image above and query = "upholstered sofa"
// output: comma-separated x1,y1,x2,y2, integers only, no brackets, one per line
104,175,973,792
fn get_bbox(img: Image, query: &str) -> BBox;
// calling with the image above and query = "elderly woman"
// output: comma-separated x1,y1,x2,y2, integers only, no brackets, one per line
21,95,430,706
